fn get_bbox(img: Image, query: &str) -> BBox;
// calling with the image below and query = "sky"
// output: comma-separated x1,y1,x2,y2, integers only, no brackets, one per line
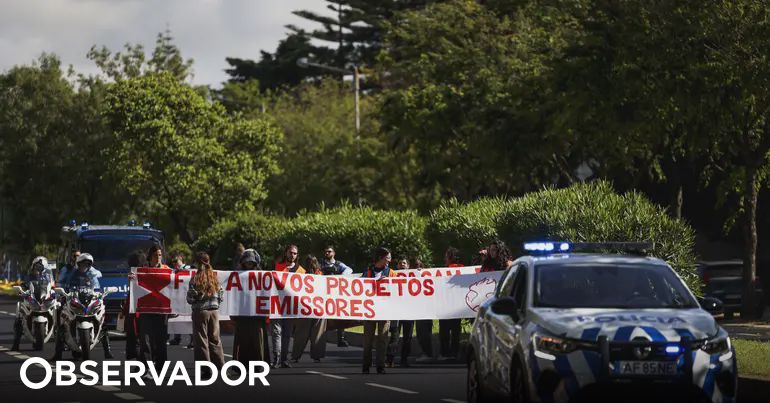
0,0,329,87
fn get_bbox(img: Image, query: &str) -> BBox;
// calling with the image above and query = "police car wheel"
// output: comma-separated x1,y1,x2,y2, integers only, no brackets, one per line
510,358,528,403
467,354,484,403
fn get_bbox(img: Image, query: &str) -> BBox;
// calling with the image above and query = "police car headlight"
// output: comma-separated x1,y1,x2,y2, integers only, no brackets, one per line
533,334,577,357
701,336,731,356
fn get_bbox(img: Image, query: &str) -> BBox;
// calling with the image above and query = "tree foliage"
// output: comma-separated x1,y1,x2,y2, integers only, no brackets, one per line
104,72,282,243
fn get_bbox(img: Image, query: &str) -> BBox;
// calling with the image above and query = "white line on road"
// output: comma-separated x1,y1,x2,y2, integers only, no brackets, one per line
113,393,143,400
14,354,30,359
366,383,419,394
94,385,121,392
0,311,8,314
306,370,348,380
224,353,233,358
441,399,466,403
5,351,20,355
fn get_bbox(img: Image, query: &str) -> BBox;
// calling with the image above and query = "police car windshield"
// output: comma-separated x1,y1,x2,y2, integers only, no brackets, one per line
534,263,698,309
79,239,157,273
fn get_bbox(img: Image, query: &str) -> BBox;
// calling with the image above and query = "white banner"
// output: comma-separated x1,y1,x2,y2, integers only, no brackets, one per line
130,266,502,320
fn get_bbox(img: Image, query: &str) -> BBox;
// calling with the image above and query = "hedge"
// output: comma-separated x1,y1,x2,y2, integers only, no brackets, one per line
194,204,432,271
425,181,699,292
195,181,698,292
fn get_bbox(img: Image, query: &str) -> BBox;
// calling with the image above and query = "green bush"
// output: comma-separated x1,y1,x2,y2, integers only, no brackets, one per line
425,181,699,292
426,197,509,264
496,181,699,292
194,205,431,271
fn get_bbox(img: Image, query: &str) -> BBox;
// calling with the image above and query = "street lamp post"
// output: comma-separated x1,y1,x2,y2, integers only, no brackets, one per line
297,57,360,140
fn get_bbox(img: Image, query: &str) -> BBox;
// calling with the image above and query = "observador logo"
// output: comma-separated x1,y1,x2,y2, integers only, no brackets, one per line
20,357,270,389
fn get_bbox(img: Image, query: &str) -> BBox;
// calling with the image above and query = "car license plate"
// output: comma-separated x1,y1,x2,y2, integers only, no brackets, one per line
613,361,677,376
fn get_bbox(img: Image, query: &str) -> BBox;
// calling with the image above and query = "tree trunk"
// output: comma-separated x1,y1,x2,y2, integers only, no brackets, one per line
741,168,758,318
674,185,683,220
169,210,194,245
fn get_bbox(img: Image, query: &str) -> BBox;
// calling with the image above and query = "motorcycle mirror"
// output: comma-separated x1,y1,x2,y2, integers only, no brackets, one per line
12,285,23,294
54,287,66,296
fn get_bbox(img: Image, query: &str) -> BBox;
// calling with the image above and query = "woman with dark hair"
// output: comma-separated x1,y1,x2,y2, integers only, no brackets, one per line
480,240,512,272
232,248,268,364
439,247,464,360
187,252,225,369
291,254,327,363
138,244,171,371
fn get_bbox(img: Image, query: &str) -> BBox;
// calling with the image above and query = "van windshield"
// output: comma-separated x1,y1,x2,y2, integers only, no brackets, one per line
79,237,158,273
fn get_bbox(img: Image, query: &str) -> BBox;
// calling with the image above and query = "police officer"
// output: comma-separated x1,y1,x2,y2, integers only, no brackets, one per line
11,256,54,351
52,253,113,360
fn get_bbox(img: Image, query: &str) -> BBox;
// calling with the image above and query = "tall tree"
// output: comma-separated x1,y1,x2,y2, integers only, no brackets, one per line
104,73,282,243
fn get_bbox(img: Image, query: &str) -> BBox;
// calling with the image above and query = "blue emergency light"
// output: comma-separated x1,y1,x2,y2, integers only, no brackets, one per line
665,344,682,356
523,242,571,252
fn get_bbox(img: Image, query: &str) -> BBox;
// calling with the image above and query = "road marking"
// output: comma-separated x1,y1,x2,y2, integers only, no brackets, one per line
113,393,143,400
441,399,466,403
5,351,20,355
224,353,233,358
0,346,7,350
0,310,8,314
15,354,31,359
306,370,348,380
94,385,121,392
366,383,419,394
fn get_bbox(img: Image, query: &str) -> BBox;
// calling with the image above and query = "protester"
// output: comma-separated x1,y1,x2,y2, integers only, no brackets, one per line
439,247,463,360
52,253,112,360
362,247,395,374
480,240,512,272
232,243,245,270
232,248,268,364
136,245,170,371
11,256,54,351
169,253,193,348
291,254,327,363
124,250,148,360
186,252,225,371
473,248,488,266
271,244,305,368
320,245,354,347
412,257,434,362
386,256,415,367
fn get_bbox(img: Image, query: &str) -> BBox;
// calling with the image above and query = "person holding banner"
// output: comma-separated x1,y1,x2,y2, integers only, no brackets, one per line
386,256,415,367
232,248,268,364
270,244,305,368
320,245,354,348
186,252,225,370
480,240,512,272
138,245,171,371
362,247,395,374
439,247,464,360
412,257,434,362
291,255,327,363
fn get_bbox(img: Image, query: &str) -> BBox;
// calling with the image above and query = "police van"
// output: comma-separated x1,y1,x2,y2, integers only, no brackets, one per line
467,242,736,403
58,221,164,330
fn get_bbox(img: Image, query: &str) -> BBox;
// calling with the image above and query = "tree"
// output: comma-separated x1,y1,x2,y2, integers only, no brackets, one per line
104,72,282,243
87,29,194,82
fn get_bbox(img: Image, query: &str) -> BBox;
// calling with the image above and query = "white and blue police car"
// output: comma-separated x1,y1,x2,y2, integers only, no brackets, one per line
467,242,737,403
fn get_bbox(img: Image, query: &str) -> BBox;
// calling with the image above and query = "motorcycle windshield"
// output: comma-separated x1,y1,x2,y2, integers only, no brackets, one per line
30,280,50,302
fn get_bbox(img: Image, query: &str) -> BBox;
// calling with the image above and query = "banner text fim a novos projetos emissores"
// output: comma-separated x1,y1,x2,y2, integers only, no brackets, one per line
129,266,503,320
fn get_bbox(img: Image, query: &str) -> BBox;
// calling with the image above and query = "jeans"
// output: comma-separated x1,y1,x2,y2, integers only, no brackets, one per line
270,318,294,364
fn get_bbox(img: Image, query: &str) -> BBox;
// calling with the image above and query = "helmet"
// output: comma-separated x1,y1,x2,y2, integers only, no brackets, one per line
76,253,94,264
31,256,48,271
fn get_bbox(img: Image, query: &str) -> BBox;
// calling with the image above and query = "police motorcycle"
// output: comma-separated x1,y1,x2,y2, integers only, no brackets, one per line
12,279,59,350
54,285,115,360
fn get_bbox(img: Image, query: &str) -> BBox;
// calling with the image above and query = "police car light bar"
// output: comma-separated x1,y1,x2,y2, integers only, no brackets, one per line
523,241,653,254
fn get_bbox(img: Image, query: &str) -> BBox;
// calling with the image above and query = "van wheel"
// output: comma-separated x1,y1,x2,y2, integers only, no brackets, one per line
510,358,529,403
467,354,484,403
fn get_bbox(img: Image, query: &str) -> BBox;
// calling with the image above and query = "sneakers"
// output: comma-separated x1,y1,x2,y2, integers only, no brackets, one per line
385,360,394,368
279,360,292,368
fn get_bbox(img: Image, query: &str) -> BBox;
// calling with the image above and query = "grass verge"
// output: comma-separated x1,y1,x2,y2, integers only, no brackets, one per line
733,339,770,379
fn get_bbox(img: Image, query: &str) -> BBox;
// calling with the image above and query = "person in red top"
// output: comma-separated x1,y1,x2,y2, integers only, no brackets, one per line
137,245,171,372
362,247,395,374
439,247,464,360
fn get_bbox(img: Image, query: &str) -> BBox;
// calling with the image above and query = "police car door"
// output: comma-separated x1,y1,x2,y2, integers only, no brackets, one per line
488,263,526,391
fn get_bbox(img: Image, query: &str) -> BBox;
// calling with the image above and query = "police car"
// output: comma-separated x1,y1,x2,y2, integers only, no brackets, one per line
467,242,736,403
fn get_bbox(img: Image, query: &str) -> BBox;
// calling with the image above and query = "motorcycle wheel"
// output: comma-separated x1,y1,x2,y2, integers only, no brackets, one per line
78,328,91,361
33,322,45,351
